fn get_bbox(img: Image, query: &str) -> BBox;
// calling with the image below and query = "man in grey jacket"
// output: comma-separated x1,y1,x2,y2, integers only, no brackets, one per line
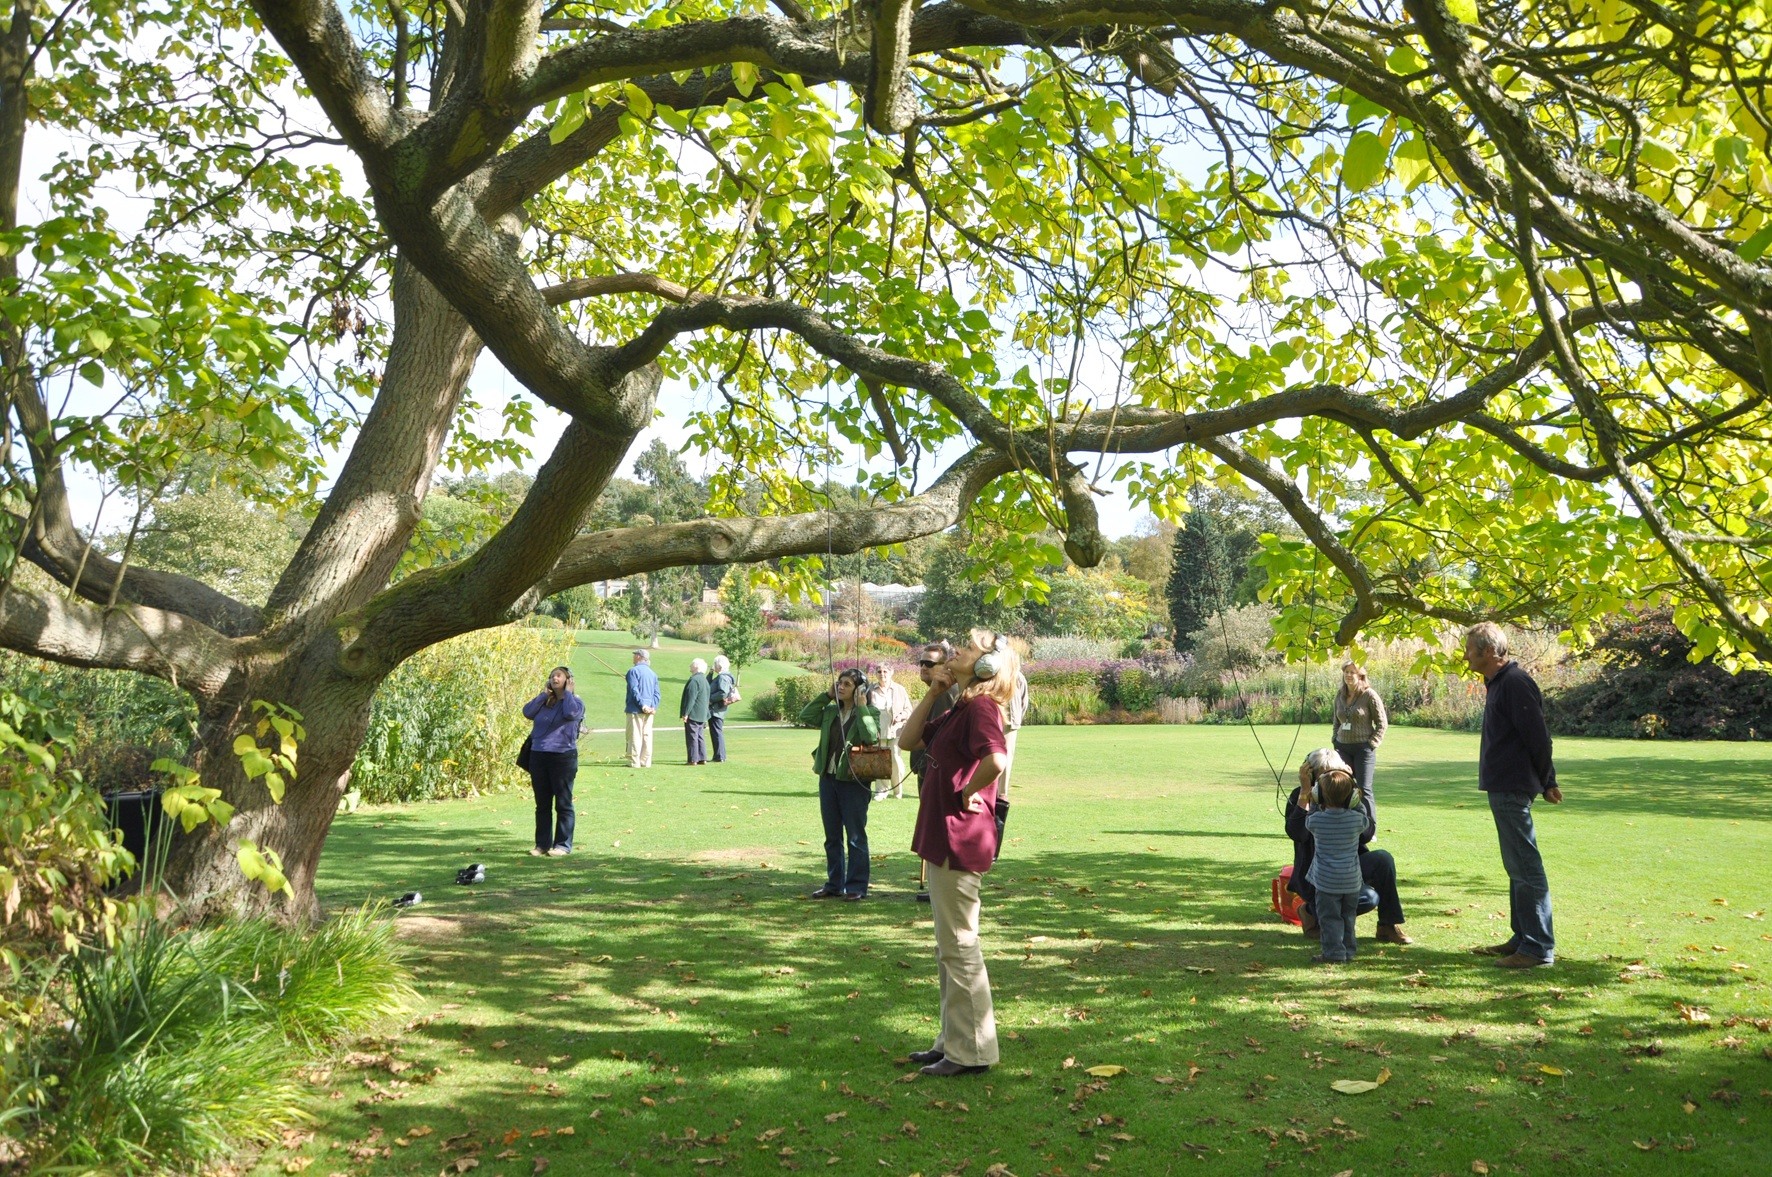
1464,622,1562,968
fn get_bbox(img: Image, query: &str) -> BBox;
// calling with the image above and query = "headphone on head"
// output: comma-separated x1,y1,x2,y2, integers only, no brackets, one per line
971,634,1010,681
839,668,869,698
1309,769,1361,808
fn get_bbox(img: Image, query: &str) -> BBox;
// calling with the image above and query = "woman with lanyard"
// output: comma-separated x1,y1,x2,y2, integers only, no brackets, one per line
896,629,1017,1077
798,667,882,901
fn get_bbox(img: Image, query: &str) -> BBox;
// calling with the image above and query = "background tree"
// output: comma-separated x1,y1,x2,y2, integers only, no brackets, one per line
1168,510,1235,654
5,0,1772,917
916,534,1032,640
713,569,763,669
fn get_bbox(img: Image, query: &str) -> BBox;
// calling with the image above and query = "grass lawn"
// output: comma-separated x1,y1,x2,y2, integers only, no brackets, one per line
564,630,811,732
270,724,1772,1176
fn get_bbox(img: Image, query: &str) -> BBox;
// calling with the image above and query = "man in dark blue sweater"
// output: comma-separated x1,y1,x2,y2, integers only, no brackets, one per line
1464,622,1562,968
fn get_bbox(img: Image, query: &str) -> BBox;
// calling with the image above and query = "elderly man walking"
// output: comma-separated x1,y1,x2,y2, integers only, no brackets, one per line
625,649,661,768
1464,622,1562,968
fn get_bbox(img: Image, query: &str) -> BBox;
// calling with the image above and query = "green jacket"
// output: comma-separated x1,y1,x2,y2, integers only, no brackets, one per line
680,674,710,723
798,697,881,782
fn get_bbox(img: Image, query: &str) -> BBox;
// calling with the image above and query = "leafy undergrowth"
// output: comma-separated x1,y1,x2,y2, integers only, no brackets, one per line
272,726,1772,1176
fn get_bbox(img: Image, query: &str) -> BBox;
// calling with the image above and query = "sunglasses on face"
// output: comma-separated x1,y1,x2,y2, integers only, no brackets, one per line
918,659,940,668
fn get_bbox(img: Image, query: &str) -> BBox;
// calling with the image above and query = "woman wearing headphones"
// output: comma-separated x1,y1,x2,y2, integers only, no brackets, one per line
896,628,1018,1077
799,667,882,901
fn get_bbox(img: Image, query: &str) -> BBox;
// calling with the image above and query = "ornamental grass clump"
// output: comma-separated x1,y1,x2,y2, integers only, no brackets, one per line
25,906,411,1176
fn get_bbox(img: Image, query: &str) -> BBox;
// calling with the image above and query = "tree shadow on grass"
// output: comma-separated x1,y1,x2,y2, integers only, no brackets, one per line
303,824,1772,1176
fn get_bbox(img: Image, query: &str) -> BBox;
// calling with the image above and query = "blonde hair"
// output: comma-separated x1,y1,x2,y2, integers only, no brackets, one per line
962,627,1021,720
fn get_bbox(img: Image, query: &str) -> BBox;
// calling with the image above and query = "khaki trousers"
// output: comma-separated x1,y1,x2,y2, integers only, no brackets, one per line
625,711,654,767
1001,728,1020,795
883,735,908,797
926,860,999,1066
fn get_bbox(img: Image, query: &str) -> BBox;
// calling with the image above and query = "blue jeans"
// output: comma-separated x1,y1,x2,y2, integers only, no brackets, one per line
709,712,726,761
1489,790,1555,961
818,772,871,896
1316,890,1359,961
528,750,577,851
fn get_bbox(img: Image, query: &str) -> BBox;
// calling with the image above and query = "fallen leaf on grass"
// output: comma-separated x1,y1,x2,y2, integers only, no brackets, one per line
1677,1003,1712,1023
1471,1163,1489,1175
533,1158,550,1175
282,1161,313,1174
1632,1140,1658,1151
1331,1068,1391,1095
1084,1065,1126,1077
407,1126,434,1139
1538,1065,1565,1076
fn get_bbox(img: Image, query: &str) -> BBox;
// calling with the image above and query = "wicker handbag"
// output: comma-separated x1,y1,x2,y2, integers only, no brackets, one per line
847,744,895,784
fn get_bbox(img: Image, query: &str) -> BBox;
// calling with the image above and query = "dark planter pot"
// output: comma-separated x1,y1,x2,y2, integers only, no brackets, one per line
106,788,163,874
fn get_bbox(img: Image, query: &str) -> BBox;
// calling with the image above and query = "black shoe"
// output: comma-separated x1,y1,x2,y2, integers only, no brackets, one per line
455,864,485,885
907,1049,945,1065
842,891,866,902
920,1058,990,1077
809,886,841,899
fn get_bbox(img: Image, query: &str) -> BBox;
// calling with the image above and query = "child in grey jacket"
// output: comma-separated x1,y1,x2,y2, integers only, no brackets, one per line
1303,769,1365,963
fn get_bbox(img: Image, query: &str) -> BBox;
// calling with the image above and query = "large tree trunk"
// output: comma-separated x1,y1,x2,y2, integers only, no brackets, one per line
158,635,386,923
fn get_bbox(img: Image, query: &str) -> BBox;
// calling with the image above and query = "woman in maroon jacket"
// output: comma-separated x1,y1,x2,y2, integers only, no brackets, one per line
896,628,1017,1077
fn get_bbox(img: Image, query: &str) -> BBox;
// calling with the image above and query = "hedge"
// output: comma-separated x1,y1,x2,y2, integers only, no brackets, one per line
351,625,575,803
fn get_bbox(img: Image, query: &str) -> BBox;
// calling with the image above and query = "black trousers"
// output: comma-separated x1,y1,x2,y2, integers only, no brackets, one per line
1293,848,1404,926
1334,740,1378,821
684,720,706,764
528,750,577,851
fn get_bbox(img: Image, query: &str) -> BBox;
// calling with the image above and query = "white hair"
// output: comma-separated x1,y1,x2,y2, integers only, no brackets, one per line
690,657,708,674
1465,622,1508,658
712,655,729,672
1302,747,1351,778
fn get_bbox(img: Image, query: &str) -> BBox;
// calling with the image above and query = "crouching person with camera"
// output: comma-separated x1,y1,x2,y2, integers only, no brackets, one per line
1284,748,1411,947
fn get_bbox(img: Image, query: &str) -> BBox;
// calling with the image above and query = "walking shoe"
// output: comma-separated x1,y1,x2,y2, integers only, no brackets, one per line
1496,952,1552,969
920,1058,990,1077
907,1049,945,1065
1310,953,1345,964
1299,911,1318,936
1472,940,1516,956
808,886,841,899
842,891,866,902
528,848,546,857
547,847,570,857
1375,924,1412,945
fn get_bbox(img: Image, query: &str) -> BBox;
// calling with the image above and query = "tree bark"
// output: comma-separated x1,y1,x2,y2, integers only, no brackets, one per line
156,635,383,923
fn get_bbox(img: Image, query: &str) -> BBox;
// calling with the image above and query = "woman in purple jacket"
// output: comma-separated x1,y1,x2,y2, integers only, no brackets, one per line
522,666,585,857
